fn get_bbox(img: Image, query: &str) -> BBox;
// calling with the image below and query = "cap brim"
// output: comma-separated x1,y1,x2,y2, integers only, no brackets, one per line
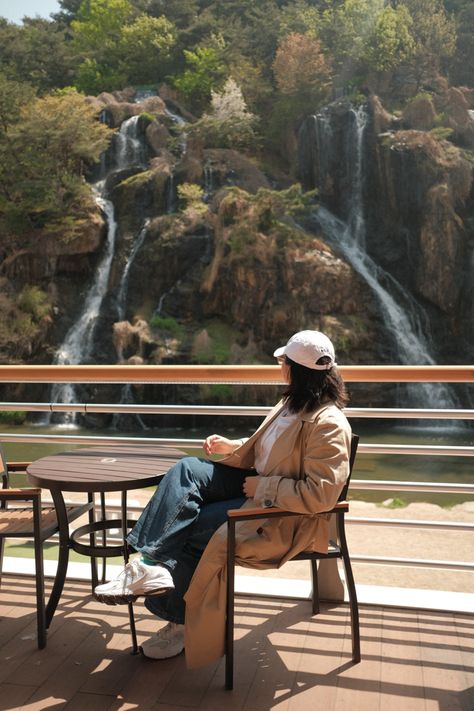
273,346,285,358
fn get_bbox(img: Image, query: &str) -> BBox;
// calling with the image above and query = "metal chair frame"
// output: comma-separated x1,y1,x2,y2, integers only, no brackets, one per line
0,448,91,648
225,434,360,689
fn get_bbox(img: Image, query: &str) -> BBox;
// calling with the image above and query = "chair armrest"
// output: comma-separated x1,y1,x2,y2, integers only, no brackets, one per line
6,462,31,472
227,501,349,522
0,488,42,501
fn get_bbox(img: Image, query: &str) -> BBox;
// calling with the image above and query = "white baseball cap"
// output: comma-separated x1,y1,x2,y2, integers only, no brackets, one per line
273,330,336,371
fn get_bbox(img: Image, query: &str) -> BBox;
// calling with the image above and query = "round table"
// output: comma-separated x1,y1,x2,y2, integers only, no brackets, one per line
27,444,185,649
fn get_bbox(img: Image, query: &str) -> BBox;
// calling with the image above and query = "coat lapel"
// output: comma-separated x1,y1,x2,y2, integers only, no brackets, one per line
263,401,334,475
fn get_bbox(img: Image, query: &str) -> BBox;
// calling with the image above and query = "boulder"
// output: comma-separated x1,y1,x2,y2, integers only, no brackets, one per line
402,96,437,131
146,120,171,154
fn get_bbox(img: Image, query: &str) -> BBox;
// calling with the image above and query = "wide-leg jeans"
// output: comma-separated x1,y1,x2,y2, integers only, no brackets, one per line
127,456,250,624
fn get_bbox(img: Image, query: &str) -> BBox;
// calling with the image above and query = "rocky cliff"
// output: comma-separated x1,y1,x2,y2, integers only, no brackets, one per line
1,87,472,410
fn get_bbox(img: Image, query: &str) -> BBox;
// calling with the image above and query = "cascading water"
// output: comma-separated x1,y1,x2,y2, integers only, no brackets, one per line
48,192,118,425
116,220,150,323
203,160,213,202
114,115,146,169
46,114,148,426
311,105,457,409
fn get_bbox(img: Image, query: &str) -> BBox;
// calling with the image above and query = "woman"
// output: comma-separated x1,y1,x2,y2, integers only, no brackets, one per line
95,330,351,668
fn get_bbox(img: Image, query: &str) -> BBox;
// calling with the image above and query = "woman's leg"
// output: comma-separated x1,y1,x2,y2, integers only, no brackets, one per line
145,495,246,624
127,456,250,570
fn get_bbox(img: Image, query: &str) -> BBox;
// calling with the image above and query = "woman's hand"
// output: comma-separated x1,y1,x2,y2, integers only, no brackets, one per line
243,476,260,498
203,434,238,457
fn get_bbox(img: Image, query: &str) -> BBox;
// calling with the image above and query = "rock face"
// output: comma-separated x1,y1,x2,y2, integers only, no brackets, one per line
298,95,474,365
3,89,472,411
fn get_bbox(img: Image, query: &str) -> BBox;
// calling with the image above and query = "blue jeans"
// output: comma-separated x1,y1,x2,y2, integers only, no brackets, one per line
127,456,250,624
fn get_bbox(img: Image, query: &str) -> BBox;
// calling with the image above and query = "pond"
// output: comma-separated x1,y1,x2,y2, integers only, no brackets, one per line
1,417,472,508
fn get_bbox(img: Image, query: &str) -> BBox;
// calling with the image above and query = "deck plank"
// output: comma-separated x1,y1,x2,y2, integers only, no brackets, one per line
1,575,473,711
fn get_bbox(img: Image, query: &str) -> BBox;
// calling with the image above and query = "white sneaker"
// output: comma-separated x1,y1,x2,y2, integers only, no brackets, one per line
140,622,185,659
94,558,174,604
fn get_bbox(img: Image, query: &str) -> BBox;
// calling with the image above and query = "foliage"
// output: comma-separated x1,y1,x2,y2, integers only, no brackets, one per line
273,32,331,102
185,77,260,151
0,282,52,362
0,86,110,236
363,4,415,72
0,411,27,425
318,0,386,78
398,0,456,87
429,126,454,140
177,183,208,217
172,45,227,111
192,321,234,365
149,314,183,336
17,286,51,321
0,17,75,93
221,184,317,254
449,4,474,87
72,0,176,92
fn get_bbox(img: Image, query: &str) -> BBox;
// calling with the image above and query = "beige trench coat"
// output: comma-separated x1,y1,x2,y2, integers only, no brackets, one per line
183,398,352,668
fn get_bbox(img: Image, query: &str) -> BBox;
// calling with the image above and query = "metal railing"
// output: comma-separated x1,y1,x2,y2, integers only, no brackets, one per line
1,364,473,589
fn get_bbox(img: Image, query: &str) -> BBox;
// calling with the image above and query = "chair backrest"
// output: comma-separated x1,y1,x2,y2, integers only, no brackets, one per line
1,446,9,509
338,433,359,503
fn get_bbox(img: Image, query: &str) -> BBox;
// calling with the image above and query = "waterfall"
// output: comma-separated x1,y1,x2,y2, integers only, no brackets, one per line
312,105,457,409
46,112,149,425
111,384,148,431
203,161,213,202
115,115,145,169
48,190,118,426
167,174,176,213
165,108,187,156
116,220,150,322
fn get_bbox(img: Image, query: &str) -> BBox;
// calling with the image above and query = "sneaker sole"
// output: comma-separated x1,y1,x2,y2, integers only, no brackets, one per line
139,644,185,660
94,587,174,605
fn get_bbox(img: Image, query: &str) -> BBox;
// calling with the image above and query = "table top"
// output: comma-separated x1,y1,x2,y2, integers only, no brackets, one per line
26,445,186,493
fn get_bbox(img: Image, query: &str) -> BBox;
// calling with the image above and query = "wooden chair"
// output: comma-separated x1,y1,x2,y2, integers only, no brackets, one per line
225,433,360,689
0,447,91,648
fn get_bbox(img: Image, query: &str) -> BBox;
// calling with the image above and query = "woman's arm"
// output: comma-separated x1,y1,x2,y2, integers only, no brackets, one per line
251,415,351,514
203,434,246,457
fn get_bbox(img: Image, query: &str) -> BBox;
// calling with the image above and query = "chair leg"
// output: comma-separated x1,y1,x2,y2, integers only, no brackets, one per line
32,500,47,649
122,491,138,655
338,517,360,663
310,559,320,615
225,519,236,690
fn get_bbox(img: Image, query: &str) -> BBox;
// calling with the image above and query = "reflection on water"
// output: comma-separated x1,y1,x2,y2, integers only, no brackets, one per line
1,420,473,508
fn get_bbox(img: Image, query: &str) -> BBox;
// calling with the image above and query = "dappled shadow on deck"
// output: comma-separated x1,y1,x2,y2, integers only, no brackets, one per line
0,575,473,710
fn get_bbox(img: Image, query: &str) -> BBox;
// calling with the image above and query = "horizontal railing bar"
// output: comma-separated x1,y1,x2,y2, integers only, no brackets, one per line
1,433,473,459
346,517,474,531
350,480,474,493
1,433,473,458
351,555,474,571
0,402,473,420
0,402,271,416
0,364,472,384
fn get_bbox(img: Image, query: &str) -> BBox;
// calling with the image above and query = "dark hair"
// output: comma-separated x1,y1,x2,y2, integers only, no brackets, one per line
282,356,349,413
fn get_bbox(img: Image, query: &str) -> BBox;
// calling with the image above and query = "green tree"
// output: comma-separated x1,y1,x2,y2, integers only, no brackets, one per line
0,87,110,237
72,0,134,92
0,17,74,92
186,77,260,150
399,0,456,87
448,4,474,87
319,0,385,79
72,0,177,92
173,46,227,111
363,4,415,72
120,14,176,84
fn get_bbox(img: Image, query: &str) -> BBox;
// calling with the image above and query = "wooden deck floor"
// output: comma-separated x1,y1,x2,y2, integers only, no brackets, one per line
1,574,473,711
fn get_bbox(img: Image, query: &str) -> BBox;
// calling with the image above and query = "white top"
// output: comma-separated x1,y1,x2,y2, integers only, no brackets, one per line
254,408,298,473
